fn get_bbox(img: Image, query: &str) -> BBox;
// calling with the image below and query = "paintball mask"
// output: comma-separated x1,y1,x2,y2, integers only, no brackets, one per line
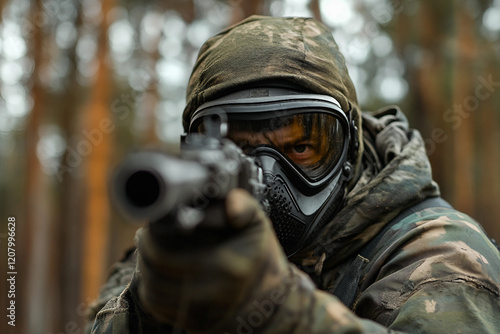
188,87,358,256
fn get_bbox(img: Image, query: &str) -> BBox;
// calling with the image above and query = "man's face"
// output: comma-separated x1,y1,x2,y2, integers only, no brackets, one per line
226,113,343,180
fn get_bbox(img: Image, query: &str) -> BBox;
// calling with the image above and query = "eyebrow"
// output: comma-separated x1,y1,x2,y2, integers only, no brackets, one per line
262,132,276,146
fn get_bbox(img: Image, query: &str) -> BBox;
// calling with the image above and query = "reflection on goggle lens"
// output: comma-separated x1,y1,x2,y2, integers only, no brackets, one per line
224,113,345,180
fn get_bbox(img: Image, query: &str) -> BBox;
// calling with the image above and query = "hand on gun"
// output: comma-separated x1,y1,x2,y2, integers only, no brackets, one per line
110,117,315,332
135,188,298,332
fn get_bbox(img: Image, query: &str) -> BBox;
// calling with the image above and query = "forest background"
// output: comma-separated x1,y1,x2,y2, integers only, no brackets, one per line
1,0,499,333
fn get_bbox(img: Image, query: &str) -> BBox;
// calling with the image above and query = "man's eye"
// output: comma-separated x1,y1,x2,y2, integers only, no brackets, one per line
293,145,307,153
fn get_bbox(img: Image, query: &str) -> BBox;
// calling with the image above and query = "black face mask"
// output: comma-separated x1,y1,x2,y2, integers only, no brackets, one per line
188,88,357,256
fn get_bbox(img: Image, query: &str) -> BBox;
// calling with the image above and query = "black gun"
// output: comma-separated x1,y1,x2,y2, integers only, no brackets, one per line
111,115,268,229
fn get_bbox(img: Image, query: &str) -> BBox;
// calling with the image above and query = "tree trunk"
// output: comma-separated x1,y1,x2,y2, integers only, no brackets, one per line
52,2,89,331
22,0,55,332
309,0,323,22
230,0,265,25
81,0,115,303
450,3,476,215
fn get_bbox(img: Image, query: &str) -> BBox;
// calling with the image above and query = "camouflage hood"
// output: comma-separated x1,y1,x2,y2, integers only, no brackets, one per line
293,107,440,273
183,15,364,171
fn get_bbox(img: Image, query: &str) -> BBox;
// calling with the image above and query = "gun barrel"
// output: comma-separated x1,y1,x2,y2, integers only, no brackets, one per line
112,151,211,221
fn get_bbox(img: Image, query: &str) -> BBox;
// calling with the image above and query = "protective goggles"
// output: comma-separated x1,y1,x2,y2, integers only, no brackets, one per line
188,88,351,189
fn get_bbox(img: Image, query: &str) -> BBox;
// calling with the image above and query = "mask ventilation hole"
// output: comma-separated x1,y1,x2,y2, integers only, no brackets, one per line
268,182,306,255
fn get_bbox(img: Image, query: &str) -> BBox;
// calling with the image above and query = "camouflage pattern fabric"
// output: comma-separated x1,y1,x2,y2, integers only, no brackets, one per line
352,206,500,331
85,249,137,333
88,16,500,333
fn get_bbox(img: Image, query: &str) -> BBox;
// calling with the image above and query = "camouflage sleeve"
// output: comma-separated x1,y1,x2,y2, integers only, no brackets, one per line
89,262,179,334
245,264,402,334
91,263,395,334
352,208,500,333
85,248,137,333
90,288,135,334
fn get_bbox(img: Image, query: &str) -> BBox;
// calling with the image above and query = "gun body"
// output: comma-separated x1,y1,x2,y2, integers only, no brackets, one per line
111,134,267,226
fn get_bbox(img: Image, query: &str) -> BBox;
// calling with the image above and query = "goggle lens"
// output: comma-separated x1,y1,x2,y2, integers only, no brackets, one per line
225,113,345,180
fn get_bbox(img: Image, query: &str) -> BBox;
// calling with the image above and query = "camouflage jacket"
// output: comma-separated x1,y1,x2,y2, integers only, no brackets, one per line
87,107,500,333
